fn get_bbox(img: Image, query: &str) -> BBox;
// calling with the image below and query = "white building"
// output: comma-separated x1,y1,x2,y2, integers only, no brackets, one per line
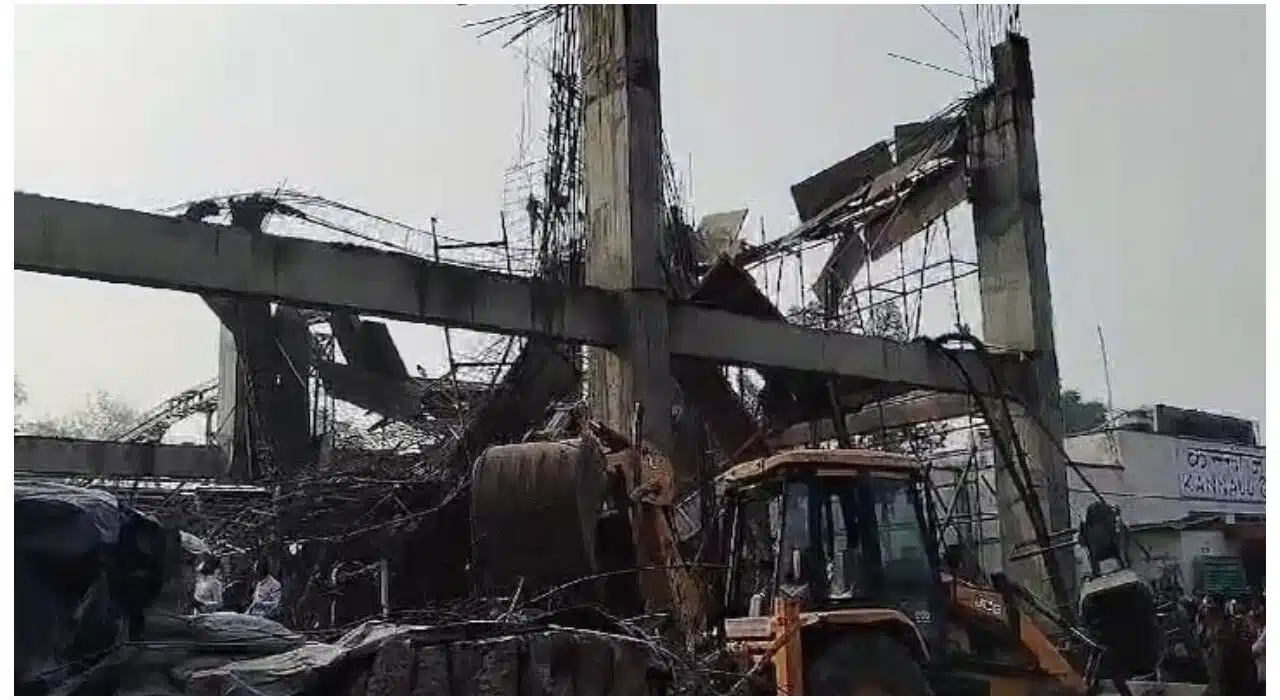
933,404,1264,598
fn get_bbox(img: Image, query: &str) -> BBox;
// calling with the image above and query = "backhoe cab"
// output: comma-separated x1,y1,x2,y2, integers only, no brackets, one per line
719,449,942,694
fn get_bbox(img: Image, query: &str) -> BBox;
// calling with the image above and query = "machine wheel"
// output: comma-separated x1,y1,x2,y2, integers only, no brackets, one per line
806,632,932,695
469,439,608,601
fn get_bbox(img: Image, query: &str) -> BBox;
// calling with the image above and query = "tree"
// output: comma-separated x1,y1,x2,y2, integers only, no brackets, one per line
1060,389,1107,435
19,390,143,440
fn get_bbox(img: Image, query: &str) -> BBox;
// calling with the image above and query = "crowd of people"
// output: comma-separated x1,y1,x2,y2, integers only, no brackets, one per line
1194,593,1265,695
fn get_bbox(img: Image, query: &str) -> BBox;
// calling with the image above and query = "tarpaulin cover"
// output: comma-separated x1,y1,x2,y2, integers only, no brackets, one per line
15,481,170,694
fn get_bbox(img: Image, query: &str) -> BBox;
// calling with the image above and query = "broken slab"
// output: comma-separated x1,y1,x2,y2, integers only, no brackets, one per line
692,209,750,265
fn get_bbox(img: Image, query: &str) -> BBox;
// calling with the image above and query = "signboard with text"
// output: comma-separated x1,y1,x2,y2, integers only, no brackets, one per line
1177,444,1265,503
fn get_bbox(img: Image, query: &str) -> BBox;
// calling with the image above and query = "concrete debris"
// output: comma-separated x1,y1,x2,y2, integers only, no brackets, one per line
184,619,669,695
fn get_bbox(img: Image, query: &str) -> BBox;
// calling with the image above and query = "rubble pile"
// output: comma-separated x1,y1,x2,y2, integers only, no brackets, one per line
15,481,739,696
184,618,664,695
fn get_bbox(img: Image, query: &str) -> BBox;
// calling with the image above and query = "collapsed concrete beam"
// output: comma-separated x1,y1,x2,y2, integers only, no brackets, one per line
671,262,781,461
691,209,749,266
671,362,764,460
813,163,967,306
15,192,1020,396
316,360,491,423
327,312,409,379
790,141,893,223
769,391,976,448
316,361,431,422
744,116,964,278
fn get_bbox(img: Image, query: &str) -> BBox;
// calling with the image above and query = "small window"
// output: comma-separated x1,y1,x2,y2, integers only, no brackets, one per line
871,478,933,593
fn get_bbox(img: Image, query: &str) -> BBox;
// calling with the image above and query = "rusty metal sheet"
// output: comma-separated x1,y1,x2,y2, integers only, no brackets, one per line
789,141,893,223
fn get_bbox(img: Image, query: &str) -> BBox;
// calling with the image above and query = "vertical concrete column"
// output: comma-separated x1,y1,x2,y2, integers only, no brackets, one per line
580,5,674,453
214,324,250,480
969,34,1077,607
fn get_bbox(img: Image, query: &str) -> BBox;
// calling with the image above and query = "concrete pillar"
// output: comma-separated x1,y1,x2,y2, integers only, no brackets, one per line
969,34,1077,608
214,325,250,480
580,5,674,453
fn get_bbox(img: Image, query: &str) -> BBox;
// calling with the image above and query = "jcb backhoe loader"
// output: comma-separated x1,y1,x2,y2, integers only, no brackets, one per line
713,447,1119,694
467,409,1160,694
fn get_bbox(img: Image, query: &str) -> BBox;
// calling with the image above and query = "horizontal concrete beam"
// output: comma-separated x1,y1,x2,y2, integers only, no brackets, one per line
770,391,977,448
666,307,1017,396
16,192,1021,396
17,193,621,347
14,435,224,479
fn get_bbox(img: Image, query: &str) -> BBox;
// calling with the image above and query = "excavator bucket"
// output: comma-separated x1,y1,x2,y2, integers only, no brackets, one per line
469,439,609,602
1079,568,1161,679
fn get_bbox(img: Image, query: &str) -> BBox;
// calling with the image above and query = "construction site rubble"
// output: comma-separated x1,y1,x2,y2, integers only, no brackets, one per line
13,5,1261,696
15,479,737,695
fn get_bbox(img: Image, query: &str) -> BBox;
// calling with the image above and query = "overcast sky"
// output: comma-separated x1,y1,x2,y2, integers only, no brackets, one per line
15,5,1265,438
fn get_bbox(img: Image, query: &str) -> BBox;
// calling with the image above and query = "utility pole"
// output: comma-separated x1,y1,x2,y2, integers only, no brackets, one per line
969,35,1077,607
580,5,674,454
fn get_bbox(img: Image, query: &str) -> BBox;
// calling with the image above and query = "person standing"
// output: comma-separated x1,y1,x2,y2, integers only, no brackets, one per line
246,558,282,620
1253,627,1265,688
1203,598,1263,695
193,555,225,614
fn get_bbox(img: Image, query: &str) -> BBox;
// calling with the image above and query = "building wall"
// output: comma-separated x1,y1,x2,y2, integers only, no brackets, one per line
932,426,1264,587
1065,430,1265,527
